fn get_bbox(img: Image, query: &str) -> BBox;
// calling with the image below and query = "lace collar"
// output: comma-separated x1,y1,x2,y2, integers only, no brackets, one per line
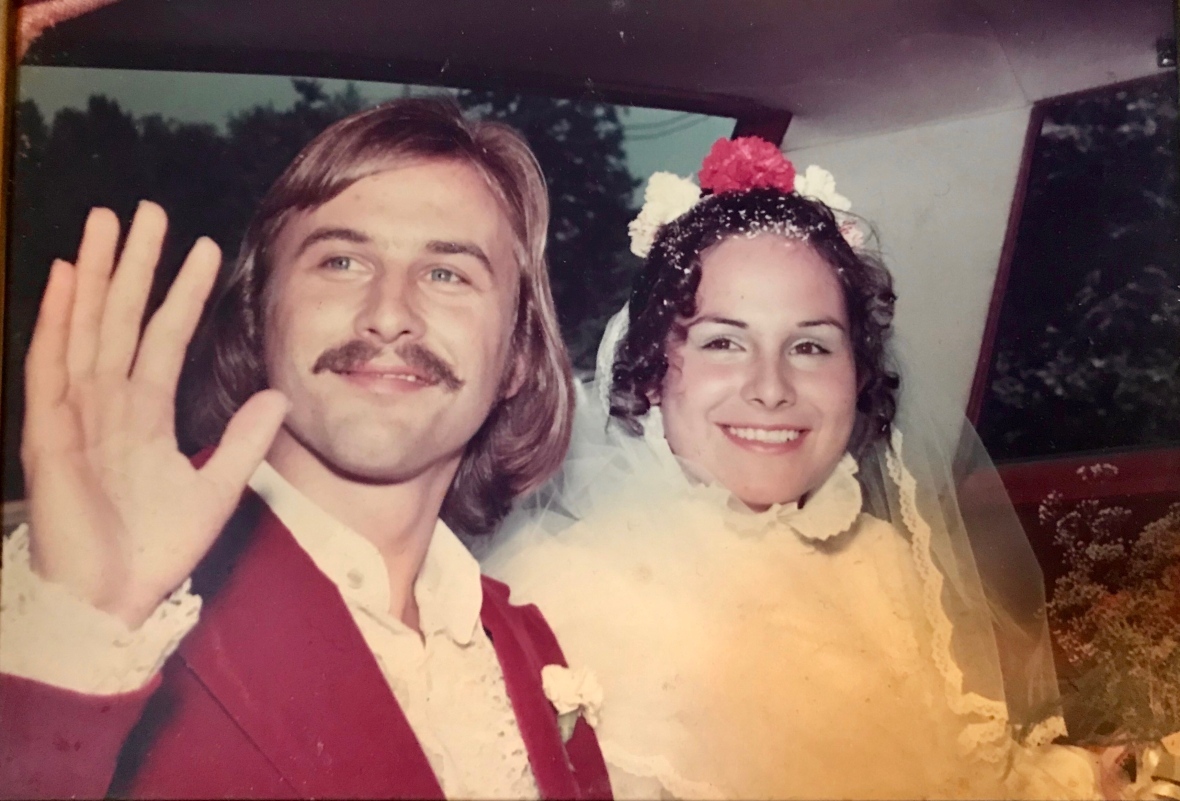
638,407,863,543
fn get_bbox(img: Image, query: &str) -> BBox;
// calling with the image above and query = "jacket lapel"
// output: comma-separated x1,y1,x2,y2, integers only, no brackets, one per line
480,580,582,800
179,494,445,799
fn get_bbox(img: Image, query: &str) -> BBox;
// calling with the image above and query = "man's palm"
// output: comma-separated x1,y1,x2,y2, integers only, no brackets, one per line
21,204,287,628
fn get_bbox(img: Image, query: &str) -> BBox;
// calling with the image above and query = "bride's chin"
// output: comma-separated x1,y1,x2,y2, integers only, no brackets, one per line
670,451,812,508
738,493,800,511
729,480,808,510
741,499,774,513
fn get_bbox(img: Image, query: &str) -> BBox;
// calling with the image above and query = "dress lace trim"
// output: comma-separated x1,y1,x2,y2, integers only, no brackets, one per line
601,739,730,800
885,430,1017,763
1025,714,1070,747
716,454,863,541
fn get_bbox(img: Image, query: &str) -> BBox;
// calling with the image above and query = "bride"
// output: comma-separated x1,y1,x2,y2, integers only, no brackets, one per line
482,138,1103,799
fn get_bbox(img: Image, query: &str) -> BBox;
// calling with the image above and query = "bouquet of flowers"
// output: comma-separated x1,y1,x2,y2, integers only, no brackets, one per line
1043,466,1180,793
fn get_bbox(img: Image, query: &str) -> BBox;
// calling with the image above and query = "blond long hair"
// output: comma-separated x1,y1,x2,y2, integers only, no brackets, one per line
182,98,574,535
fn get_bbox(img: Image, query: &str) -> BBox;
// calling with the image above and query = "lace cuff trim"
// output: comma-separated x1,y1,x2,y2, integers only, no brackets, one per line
0,524,201,694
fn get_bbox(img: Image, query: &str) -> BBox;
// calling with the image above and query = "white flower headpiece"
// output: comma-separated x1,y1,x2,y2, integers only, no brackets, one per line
627,172,701,258
626,138,865,257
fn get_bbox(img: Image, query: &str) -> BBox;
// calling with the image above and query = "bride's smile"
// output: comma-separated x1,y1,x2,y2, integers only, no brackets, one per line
718,425,804,448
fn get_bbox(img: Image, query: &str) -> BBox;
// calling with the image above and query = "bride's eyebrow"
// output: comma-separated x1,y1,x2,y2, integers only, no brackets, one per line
687,315,747,329
799,317,846,332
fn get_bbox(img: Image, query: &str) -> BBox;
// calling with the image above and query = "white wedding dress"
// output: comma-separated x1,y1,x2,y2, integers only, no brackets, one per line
481,391,1101,800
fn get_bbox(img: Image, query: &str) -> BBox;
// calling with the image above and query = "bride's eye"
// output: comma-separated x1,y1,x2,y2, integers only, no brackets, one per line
791,340,831,356
701,337,742,351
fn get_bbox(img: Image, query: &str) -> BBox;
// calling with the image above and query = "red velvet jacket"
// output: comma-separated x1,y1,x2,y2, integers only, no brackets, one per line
0,493,612,799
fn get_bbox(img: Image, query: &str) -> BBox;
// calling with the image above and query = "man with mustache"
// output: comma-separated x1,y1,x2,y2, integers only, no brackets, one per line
0,99,610,800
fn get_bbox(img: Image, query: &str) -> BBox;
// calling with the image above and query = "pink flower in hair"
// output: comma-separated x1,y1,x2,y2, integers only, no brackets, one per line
698,137,797,194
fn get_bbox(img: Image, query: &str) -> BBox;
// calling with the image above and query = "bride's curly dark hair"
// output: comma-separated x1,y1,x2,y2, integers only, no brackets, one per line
609,187,899,457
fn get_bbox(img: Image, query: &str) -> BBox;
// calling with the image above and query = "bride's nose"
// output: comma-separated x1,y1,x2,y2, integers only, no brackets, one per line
741,352,796,409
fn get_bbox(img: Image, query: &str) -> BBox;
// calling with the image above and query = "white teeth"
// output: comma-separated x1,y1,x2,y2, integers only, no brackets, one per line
351,371,427,384
725,426,801,444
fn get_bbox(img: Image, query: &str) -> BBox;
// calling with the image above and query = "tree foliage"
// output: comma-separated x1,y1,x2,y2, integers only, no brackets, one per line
3,81,639,500
454,88,639,367
978,76,1180,460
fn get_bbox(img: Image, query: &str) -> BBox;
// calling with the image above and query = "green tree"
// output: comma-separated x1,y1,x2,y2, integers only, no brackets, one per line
456,88,639,369
978,76,1180,459
4,96,237,499
3,81,642,500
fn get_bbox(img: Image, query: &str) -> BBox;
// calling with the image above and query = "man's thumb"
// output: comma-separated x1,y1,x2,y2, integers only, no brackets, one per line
200,390,290,503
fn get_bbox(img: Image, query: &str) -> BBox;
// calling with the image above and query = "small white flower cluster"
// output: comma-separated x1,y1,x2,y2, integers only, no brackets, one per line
794,164,851,211
627,172,701,258
627,162,866,258
541,663,604,742
794,164,866,249
1077,463,1120,481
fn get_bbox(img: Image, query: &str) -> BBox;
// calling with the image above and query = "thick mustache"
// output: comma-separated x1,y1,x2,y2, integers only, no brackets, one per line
312,340,465,392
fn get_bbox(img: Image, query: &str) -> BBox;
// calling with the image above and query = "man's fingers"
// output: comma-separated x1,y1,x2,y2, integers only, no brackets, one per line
131,236,221,393
200,390,289,506
65,208,120,380
24,260,76,428
96,201,169,377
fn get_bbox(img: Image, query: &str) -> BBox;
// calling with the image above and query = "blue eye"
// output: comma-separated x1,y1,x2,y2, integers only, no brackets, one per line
429,267,465,284
321,256,354,271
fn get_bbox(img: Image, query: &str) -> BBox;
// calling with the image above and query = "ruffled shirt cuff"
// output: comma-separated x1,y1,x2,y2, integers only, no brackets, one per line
0,524,201,695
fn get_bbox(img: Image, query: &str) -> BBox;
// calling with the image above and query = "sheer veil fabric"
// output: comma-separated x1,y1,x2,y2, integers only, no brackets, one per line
480,308,1099,799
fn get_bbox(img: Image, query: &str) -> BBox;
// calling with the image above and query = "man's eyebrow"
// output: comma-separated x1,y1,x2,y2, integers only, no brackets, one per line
293,227,372,259
687,315,748,329
426,240,494,274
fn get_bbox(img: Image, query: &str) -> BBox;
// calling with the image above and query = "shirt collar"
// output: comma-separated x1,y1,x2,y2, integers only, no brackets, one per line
248,461,483,645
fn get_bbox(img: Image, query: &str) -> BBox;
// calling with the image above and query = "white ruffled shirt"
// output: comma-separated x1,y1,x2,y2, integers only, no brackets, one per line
0,462,538,800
